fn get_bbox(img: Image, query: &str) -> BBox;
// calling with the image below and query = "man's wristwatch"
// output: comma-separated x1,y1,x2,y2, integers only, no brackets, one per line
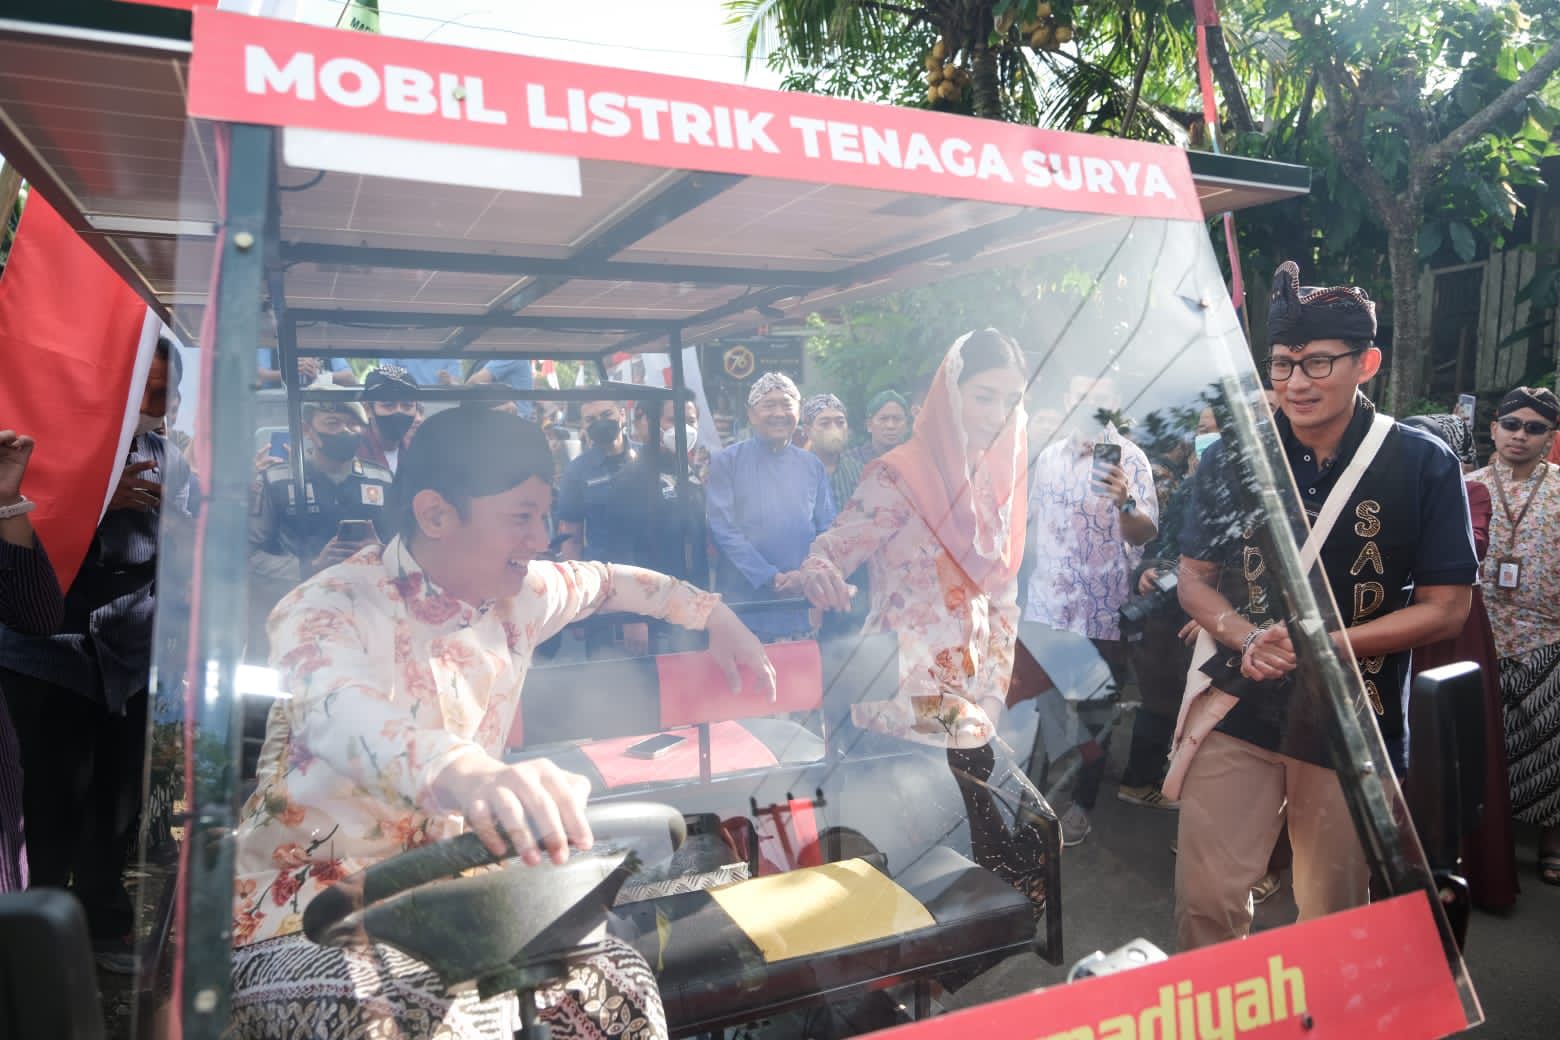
1118,496,1137,516
0,496,36,520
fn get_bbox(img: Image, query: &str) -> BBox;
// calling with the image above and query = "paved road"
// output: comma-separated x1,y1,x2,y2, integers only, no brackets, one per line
1460,824,1559,1039
952,719,1559,1039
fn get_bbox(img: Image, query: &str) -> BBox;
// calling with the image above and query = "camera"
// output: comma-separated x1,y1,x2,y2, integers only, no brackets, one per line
1118,569,1178,639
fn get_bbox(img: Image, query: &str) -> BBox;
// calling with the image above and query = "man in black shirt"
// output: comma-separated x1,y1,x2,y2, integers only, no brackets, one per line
1172,262,1476,950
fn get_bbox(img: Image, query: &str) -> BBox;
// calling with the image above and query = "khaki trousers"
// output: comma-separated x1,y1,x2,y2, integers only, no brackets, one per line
1174,729,1369,951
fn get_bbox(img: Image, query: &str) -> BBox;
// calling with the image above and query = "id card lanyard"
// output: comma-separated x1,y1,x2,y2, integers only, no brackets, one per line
1491,463,1549,591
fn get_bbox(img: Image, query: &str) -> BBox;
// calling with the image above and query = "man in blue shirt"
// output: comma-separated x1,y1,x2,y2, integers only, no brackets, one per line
706,372,835,641
1172,263,1475,951
255,349,355,388
389,358,463,386
467,359,536,420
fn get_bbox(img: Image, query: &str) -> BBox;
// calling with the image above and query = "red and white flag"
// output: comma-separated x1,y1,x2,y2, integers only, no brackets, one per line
0,190,159,588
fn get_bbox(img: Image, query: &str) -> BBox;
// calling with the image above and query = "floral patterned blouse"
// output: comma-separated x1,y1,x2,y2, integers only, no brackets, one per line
231,538,717,947
803,463,1019,749
1470,460,1560,659
1022,426,1158,641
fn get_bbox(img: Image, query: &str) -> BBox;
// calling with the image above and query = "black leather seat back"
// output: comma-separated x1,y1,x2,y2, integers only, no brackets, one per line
0,888,105,1040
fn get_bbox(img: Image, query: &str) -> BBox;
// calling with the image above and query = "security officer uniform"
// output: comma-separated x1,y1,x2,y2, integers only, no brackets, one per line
250,456,394,584
555,443,642,658
556,444,640,564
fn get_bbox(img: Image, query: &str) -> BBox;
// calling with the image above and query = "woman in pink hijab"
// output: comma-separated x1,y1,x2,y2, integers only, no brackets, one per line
796,329,1047,907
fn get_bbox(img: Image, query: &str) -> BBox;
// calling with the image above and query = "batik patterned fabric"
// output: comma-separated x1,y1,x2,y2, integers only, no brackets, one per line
1466,460,1560,826
1022,426,1157,641
231,537,717,948
1497,644,1560,828
1471,460,1560,660
803,462,1019,749
230,932,666,1040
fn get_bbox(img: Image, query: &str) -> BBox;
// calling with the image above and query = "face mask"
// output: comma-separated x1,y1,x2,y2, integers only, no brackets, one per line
587,418,622,447
316,430,361,462
1194,432,1220,458
375,412,414,445
811,428,849,454
662,424,698,453
135,413,164,437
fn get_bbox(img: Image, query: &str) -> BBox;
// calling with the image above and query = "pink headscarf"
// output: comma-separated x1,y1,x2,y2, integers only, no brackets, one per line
874,331,1028,593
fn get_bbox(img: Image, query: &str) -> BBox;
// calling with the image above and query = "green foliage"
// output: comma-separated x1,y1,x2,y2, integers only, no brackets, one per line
729,0,1201,133
804,261,1090,420
803,251,1194,429
744,0,1560,406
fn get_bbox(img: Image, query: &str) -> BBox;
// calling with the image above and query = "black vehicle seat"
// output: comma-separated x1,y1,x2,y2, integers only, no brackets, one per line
505,633,1061,1034
615,847,1036,1037
0,888,105,1040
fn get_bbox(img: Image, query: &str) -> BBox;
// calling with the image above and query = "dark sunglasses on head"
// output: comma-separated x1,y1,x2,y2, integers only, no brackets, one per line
1497,416,1555,437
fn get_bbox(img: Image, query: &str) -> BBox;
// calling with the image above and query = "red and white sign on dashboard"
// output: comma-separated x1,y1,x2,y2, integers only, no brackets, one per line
187,8,1202,221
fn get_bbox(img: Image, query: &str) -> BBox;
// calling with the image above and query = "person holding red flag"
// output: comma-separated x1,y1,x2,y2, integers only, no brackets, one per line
0,339,191,970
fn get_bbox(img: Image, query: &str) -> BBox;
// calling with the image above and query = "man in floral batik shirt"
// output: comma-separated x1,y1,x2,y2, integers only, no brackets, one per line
227,407,774,1040
1471,385,1560,887
1018,374,1159,845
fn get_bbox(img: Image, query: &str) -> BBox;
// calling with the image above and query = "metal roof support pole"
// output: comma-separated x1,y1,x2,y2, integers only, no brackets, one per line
277,310,309,565
668,327,693,581
182,121,273,1040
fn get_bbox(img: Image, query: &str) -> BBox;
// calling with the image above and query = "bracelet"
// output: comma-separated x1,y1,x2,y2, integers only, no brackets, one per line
1240,623,1271,658
0,497,35,520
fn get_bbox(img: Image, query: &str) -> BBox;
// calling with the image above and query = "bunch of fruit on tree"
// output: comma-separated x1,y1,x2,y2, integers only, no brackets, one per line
922,2,1077,104
998,1,1075,52
924,38,973,102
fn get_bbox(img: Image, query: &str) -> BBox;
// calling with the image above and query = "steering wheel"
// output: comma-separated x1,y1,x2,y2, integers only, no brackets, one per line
302,801,686,994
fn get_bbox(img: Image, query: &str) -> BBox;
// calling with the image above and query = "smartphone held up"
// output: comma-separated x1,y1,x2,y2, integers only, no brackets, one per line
1090,441,1121,496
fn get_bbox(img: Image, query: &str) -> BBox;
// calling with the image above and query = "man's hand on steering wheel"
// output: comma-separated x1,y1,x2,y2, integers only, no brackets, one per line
432,752,594,865
706,602,778,700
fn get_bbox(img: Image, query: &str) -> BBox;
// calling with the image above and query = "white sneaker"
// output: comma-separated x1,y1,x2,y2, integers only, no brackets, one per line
1060,804,1092,847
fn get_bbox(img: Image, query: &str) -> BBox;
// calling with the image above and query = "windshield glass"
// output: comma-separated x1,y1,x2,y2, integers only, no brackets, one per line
139,49,1480,1040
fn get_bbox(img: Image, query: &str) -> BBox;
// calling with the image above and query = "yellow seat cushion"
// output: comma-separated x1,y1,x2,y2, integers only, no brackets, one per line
708,858,936,963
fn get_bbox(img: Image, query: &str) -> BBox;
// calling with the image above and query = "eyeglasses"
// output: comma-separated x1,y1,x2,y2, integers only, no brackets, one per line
1266,350,1363,381
1497,416,1556,437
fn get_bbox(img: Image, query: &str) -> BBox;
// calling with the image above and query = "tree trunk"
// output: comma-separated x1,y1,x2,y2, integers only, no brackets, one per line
1121,14,1159,137
1384,225,1423,415
970,36,1000,119
1199,19,1255,133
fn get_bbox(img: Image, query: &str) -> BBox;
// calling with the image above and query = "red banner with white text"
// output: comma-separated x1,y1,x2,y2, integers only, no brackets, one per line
871,894,1468,1040
186,8,1201,222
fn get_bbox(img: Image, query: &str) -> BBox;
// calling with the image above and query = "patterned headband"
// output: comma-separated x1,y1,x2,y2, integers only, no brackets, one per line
747,371,800,407
802,393,845,427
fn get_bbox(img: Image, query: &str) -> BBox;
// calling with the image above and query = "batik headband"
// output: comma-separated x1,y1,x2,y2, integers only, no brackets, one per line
1267,260,1378,345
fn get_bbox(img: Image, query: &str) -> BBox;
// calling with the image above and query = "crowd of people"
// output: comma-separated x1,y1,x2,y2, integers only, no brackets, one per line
0,261,1556,1038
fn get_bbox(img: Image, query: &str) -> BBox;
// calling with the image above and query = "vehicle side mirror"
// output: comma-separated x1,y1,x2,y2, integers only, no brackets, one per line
1405,662,1485,868
0,888,105,1040
1403,661,1484,951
